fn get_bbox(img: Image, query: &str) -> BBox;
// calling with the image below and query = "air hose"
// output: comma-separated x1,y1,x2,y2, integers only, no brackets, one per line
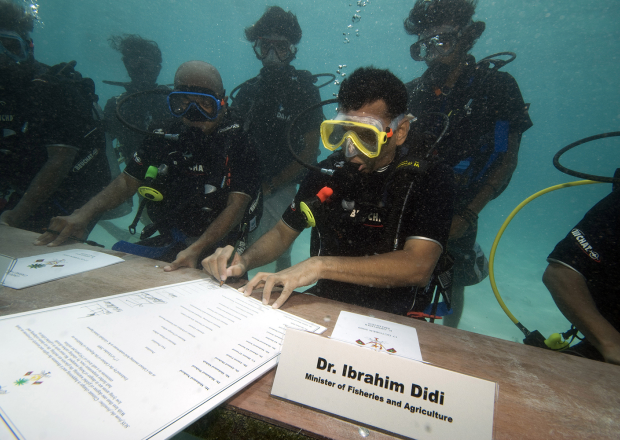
489,131,618,349
488,180,601,349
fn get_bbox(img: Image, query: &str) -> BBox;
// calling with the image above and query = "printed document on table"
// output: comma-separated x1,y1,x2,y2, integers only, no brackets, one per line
0,279,325,439
1,249,124,289
330,311,423,361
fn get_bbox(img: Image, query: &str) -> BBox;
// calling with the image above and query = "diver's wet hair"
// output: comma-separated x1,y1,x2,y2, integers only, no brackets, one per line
404,0,480,34
245,6,302,45
0,0,36,39
338,67,407,120
404,0,485,51
108,34,162,64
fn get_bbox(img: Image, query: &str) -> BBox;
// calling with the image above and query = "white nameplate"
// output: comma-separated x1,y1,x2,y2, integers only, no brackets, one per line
272,329,497,440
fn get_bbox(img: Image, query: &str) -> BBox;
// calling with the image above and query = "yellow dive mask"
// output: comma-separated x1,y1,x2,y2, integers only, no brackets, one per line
320,113,410,158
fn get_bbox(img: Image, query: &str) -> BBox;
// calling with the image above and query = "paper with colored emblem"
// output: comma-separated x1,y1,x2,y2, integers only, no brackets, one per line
1,249,124,289
330,311,423,362
0,279,325,439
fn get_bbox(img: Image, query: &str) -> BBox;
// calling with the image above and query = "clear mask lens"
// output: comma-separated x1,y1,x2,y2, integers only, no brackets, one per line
167,92,221,120
410,33,456,61
253,38,294,62
344,138,361,158
0,32,28,63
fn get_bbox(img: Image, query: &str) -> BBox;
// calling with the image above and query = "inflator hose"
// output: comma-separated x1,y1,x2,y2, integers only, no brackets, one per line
553,132,620,183
286,98,338,175
115,89,173,137
491,130,617,345
488,180,601,327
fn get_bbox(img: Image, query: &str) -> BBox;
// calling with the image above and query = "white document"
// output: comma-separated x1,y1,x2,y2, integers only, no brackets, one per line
330,311,423,362
1,249,124,289
0,279,325,439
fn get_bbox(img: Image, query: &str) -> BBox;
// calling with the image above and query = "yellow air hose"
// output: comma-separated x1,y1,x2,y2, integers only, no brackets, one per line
488,179,601,349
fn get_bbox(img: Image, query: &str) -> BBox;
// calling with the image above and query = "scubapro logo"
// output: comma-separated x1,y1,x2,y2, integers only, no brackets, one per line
571,228,601,262
397,160,419,169
73,148,99,172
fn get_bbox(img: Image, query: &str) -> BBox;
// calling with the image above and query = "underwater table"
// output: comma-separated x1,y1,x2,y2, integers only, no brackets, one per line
1,224,619,440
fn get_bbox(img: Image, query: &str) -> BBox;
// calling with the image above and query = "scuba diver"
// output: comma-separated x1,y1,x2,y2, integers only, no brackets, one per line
100,34,170,226
231,6,324,271
104,34,170,165
0,0,110,233
543,181,620,365
403,0,533,327
36,61,262,273
202,67,455,313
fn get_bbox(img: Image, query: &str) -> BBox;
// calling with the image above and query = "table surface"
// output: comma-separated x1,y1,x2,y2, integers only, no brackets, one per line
1,225,619,440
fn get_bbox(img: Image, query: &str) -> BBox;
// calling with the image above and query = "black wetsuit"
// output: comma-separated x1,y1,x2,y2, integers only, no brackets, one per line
122,114,260,261
406,55,533,285
0,62,110,232
103,83,171,163
281,149,454,315
547,189,620,359
231,65,324,186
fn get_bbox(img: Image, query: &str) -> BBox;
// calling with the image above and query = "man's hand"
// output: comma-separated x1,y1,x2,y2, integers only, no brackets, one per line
241,258,322,309
34,211,90,246
201,245,248,284
164,247,201,272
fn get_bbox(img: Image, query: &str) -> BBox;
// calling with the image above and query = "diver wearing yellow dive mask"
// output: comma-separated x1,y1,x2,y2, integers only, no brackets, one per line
320,113,414,158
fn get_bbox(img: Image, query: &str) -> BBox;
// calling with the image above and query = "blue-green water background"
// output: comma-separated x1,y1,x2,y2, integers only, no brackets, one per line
30,0,619,342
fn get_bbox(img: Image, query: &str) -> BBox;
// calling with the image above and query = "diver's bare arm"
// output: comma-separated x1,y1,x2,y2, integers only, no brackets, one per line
543,263,620,365
243,237,441,309
183,192,250,258
1,145,77,227
35,173,141,246
242,220,301,270
316,238,441,288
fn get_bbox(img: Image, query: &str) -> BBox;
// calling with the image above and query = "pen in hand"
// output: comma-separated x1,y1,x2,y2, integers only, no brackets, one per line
221,224,246,286
221,246,238,287
42,228,105,248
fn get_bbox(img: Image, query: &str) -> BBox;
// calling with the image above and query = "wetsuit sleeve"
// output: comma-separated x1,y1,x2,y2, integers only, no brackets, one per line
548,190,620,282
227,129,261,197
402,162,455,251
122,135,162,181
492,72,533,134
281,161,330,232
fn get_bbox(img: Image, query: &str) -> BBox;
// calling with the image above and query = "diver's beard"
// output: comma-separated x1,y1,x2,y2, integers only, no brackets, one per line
423,61,452,89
